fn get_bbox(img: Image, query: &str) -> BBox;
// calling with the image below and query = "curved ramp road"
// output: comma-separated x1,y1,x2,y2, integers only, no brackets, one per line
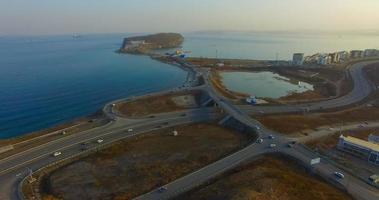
0,108,219,200
135,60,379,200
240,60,379,115
0,59,378,200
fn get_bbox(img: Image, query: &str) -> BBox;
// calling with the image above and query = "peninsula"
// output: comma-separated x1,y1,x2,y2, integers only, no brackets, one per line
119,33,184,54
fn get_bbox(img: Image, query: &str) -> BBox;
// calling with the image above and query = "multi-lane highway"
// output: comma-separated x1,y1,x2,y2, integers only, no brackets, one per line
0,107,219,200
0,59,378,200
136,59,379,200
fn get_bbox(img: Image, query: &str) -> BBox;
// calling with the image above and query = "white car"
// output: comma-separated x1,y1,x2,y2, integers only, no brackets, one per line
255,126,261,130
334,172,345,179
269,144,276,148
268,135,275,139
128,128,133,132
53,152,62,157
257,139,263,144
97,139,104,144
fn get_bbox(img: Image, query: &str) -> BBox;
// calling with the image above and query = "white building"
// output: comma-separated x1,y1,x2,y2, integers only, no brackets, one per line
318,54,332,65
292,53,304,66
364,49,379,57
350,50,364,58
337,51,350,62
337,135,379,165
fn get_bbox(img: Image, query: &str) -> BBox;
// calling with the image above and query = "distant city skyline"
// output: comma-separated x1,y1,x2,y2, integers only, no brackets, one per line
1,0,379,35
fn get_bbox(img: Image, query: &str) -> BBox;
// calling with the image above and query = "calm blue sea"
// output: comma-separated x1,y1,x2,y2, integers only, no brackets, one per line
0,34,187,138
1,32,379,138
182,32,379,60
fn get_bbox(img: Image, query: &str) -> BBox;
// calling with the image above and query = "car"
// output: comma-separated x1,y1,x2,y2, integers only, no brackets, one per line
81,146,88,151
128,128,133,132
268,135,275,139
158,186,167,193
269,144,276,148
53,152,62,157
257,139,263,144
255,126,261,130
97,139,104,144
334,172,345,179
180,113,187,117
287,143,294,148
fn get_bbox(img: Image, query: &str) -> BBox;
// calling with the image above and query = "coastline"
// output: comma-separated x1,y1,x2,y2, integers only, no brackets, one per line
2,34,378,145
0,54,196,145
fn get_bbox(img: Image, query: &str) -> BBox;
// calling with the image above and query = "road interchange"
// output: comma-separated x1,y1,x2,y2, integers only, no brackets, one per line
0,59,378,200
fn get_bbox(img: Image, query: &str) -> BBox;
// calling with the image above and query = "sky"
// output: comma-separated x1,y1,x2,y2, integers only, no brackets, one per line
1,0,379,35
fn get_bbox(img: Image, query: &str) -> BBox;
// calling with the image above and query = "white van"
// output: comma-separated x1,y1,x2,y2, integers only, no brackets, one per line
53,152,62,157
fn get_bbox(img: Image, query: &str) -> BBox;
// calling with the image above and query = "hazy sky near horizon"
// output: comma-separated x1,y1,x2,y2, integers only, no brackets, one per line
1,0,379,35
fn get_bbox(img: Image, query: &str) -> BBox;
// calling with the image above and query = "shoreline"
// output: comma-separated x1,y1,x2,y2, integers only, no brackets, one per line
1,49,377,143
0,53,196,144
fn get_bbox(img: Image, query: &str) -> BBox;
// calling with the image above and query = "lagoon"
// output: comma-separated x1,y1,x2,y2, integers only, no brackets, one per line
220,71,314,98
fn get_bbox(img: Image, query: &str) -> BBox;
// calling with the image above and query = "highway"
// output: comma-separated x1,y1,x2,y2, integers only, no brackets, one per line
0,59,378,200
136,59,379,200
0,107,219,200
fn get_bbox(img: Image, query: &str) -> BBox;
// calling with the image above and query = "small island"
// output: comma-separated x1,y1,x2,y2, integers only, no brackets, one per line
119,33,184,54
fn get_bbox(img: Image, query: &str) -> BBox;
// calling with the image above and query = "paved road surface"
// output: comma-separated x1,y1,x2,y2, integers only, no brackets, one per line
136,60,379,200
1,59,378,200
239,61,379,115
0,108,219,200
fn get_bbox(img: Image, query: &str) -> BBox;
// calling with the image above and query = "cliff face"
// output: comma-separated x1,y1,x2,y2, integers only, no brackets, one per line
120,33,184,54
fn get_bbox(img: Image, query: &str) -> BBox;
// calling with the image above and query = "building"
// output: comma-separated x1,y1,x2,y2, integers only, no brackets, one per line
337,135,379,165
330,53,339,63
337,51,350,62
364,49,379,57
350,50,364,58
318,54,332,65
292,53,304,65
304,53,321,64
246,95,257,105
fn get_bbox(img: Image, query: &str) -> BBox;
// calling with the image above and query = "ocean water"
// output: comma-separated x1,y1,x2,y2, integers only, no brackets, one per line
182,32,379,60
1,32,379,138
0,34,187,138
220,71,314,98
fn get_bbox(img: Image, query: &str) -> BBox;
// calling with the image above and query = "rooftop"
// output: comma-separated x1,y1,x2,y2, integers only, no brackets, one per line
340,135,379,152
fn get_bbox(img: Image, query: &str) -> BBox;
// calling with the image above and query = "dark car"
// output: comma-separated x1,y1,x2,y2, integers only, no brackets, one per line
158,186,167,193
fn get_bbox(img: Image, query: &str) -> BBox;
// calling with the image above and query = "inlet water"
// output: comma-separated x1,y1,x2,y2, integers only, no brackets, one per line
220,71,314,98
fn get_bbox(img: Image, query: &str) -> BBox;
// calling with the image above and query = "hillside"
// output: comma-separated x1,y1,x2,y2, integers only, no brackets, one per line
120,33,184,54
